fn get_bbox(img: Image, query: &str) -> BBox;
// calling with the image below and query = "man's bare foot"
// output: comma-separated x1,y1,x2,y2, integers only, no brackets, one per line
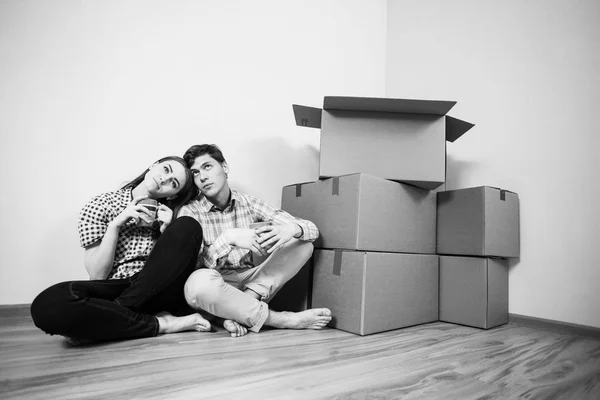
155,311,211,334
265,308,332,330
222,319,248,338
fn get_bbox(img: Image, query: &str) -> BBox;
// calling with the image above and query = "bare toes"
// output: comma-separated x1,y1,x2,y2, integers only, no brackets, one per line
223,319,248,338
196,322,211,332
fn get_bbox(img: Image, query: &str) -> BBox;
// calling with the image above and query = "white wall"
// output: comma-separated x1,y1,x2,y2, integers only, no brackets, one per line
387,0,600,327
4,0,598,330
0,0,387,304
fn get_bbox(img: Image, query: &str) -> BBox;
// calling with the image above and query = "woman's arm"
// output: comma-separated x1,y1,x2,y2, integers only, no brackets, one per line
82,195,153,280
83,222,121,280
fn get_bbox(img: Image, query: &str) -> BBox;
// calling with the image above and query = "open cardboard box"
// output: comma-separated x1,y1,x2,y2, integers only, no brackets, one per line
293,96,474,190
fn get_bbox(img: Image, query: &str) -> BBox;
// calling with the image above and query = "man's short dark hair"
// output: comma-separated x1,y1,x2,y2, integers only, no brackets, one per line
183,144,226,168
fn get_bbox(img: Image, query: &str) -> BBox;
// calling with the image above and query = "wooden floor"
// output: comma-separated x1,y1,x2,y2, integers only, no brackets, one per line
1,307,599,400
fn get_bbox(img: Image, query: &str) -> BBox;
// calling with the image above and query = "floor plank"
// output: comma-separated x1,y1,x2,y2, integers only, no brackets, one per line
1,307,599,399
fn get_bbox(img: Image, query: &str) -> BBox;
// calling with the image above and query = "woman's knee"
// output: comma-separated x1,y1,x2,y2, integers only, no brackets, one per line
162,216,203,247
30,281,72,332
169,216,202,235
184,269,223,308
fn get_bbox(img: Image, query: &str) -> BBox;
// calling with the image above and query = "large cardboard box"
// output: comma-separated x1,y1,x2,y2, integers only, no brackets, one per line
311,249,439,336
293,96,474,190
282,173,437,254
437,186,520,258
439,256,509,329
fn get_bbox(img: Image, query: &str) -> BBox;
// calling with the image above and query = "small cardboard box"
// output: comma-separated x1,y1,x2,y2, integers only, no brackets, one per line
293,96,474,190
268,258,312,312
439,256,509,329
311,249,439,336
437,186,520,258
282,173,437,254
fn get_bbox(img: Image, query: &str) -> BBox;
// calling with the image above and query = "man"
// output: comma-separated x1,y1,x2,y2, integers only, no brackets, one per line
179,144,332,337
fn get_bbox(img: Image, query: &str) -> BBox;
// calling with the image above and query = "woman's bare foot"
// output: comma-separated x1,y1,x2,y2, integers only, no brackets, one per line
63,336,94,346
222,319,248,338
155,311,211,334
265,308,332,330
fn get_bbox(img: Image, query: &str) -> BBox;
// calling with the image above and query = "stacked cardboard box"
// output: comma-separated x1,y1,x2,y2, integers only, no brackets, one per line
270,96,476,335
437,186,520,329
280,174,439,335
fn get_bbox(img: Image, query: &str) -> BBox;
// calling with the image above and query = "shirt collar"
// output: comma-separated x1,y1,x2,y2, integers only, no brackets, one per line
199,189,238,212
119,187,134,207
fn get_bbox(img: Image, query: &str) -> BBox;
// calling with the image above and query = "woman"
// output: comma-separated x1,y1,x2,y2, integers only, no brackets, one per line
31,156,212,343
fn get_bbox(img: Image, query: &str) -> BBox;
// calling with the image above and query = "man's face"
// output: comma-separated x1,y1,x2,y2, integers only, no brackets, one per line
189,154,229,199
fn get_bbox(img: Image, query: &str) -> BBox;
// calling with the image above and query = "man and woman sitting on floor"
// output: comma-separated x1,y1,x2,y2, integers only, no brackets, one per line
31,144,331,343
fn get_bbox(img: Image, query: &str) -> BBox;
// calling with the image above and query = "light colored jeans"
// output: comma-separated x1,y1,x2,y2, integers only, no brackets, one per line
184,239,313,332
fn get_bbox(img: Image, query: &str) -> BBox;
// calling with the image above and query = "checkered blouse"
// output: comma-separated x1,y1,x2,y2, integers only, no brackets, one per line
78,188,158,280
178,190,319,270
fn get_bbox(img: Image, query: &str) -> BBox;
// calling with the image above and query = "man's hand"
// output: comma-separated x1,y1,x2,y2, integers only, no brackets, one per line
256,223,302,254
225,228,268,256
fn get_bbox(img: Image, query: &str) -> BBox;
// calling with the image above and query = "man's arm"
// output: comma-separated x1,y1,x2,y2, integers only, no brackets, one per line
178,203,261,268
248,194,319,242
246,193,319,253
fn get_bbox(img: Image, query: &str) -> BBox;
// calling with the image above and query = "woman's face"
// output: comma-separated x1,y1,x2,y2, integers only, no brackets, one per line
143,160,188,198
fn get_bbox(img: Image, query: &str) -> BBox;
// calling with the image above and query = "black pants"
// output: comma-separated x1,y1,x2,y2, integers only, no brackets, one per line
30,216,203,342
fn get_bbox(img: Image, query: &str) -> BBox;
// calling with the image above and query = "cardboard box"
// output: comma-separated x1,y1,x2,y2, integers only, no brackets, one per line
293,96,474,190
437,186,520,258
439,256,509,329
282,173,437,254
311,249,439,336
268,258,312,312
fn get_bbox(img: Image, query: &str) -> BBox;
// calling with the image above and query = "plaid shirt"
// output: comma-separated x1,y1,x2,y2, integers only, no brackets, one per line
178,190,319,270
78,188,158,280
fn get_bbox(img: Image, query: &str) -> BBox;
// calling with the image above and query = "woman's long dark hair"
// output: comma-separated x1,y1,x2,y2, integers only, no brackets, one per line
121,156,198,218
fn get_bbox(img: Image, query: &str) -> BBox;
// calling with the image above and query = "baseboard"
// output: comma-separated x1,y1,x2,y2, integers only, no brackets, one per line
0,304,31,318
509,313,600,340
3,304,599,340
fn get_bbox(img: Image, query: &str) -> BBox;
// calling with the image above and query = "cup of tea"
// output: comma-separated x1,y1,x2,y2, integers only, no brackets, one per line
249,221,272,230
138,199,158,227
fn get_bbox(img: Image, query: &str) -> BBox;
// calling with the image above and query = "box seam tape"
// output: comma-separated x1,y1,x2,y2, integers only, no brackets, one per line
333,250,342,276
332,177,339,196
485,260,489,329
360,253,367,335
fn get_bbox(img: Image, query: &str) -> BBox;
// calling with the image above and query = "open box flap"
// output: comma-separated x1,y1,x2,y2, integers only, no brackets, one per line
294,98,475,143
323,96,456,115
446,116,475,142
292,105,322,128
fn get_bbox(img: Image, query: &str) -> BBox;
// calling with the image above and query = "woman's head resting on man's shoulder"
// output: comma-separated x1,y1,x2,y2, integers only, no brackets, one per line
122,156,199,215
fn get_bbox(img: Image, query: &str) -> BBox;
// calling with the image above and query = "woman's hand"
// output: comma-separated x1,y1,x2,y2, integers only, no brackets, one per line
157,204,173,233
109,196,155,228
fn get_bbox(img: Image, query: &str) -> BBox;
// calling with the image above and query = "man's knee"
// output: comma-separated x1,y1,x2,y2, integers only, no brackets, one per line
301,241,314,257
184,269,223,308
291,241,313,264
